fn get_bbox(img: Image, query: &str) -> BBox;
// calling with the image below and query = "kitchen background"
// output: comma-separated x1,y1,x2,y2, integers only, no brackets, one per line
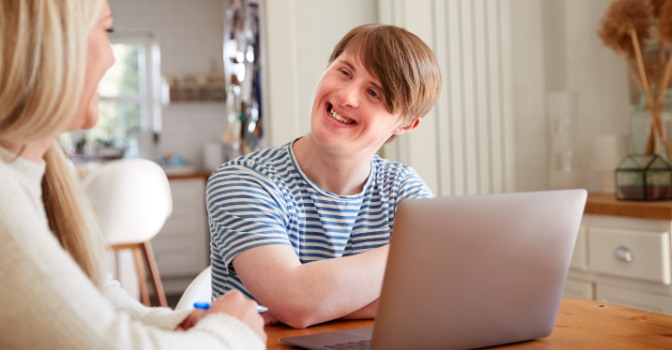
84,0,667,312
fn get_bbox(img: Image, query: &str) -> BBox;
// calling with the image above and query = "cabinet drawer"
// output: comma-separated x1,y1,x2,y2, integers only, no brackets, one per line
596,283,671,315
562,277,593,300
588,227,671,285
152,237,207,277
159,203,201,237
169,179,204,203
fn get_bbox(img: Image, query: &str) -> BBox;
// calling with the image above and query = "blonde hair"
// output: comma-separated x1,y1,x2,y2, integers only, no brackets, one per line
0,0,106,288
328,24,442,143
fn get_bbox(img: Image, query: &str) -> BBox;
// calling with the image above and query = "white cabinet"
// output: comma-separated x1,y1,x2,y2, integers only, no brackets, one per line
562,277,593,300
595,283,671,314
151,177,210,294
588,226,671,285
564,212,672,315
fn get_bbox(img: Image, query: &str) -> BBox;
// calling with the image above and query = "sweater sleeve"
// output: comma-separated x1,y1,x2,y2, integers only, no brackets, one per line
0,202,265,350
103,275,193,331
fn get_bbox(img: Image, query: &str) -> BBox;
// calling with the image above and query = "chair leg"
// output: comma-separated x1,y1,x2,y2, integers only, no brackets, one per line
133,246,151,307
141,241,168,307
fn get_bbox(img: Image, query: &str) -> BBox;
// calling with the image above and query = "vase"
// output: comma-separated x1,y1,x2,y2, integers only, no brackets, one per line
629,89,672,160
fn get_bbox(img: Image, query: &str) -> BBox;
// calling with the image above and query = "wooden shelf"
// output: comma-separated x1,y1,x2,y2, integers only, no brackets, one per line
585,192,672,220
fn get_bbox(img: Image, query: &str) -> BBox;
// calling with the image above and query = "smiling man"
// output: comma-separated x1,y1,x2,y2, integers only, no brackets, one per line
206,24,442,329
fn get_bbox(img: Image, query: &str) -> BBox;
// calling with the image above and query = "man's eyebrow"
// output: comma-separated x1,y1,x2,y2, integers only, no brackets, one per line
341,60,356,71
370,80,384,95
340,59,384,95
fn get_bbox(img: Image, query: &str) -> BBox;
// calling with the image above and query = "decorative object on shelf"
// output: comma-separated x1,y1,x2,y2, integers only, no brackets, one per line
164,73,226,103
615,153,672,200
222,0,264,155
547,91,583,190
630,89,672,156
598,0,672,160
590,135,628,193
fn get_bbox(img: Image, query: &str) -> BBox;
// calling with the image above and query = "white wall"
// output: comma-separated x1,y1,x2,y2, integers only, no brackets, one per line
263,0,632,194
511,0,547,192
265,0,379,147
108,0,227,170
378,0,517,196
533,0,631,192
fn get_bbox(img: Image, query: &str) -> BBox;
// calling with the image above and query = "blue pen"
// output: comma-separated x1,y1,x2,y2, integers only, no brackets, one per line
194,302,268,314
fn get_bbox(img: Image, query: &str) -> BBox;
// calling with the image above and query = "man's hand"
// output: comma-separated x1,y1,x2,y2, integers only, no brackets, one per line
262,311,281,325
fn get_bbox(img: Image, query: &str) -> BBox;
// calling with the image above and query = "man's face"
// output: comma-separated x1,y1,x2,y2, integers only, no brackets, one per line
310,50,410,156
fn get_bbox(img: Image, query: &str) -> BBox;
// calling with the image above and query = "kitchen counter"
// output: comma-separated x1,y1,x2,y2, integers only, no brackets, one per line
165,171,212,181
585,192,672,220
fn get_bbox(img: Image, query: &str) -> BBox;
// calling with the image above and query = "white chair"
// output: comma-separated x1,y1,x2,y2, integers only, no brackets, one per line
83,159,172,307
176,266,212,310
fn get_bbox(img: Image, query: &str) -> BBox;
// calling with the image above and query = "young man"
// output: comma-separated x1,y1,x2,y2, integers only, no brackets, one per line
207,24,442,329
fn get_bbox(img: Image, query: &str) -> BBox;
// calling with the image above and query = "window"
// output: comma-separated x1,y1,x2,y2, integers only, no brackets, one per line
86,33,161,150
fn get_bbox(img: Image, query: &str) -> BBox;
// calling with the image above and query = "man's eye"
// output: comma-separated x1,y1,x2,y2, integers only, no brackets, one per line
368,89,378,98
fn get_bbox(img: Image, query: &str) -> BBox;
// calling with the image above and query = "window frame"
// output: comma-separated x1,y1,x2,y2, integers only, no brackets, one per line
100,32,162,135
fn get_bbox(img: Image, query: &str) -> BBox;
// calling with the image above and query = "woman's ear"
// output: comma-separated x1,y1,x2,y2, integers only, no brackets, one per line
394,118,421,136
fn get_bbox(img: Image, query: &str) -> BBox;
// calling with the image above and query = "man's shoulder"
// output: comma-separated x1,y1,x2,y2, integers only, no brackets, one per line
207,143,296,191
372,155,420,182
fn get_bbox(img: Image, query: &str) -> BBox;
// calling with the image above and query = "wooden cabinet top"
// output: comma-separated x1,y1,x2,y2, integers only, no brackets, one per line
166,172,212,181
586,192,672,220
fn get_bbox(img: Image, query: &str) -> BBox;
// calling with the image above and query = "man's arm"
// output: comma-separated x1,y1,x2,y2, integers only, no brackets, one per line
339,299,378,320
233,244,388,329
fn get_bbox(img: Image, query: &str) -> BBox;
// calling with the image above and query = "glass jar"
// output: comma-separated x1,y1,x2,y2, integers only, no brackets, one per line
629,90,672,160
616,154,672,200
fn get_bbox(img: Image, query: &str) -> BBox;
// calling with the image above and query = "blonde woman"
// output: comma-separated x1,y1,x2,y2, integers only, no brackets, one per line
0,0,265,348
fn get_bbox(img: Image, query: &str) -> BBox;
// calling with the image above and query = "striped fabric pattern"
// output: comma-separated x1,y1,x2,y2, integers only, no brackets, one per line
206,142,433,301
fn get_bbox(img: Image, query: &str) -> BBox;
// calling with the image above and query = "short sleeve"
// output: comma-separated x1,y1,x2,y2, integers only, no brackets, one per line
395,166,434,204
207,165,293,274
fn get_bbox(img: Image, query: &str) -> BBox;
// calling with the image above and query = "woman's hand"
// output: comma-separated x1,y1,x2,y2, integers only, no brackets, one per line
175,290,266,342
175,309,205,331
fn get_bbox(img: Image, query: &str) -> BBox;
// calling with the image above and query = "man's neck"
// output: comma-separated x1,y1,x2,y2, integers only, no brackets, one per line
292,134,374,196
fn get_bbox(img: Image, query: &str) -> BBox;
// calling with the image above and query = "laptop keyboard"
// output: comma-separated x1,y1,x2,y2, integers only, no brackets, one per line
324,340,371,350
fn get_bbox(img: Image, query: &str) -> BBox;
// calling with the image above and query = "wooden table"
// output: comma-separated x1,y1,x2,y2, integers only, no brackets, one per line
265,299,672,349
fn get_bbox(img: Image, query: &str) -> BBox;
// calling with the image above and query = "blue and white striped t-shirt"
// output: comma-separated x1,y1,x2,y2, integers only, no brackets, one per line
206,141,433,301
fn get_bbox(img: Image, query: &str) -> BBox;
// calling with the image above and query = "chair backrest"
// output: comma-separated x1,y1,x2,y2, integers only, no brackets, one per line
176,266,212,310
83,159,172,245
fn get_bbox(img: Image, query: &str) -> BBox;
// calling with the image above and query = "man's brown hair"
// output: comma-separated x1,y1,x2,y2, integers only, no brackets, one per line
328,24,442,142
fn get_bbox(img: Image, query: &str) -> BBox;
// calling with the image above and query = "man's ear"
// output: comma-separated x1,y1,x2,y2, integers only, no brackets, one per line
394,118,421,136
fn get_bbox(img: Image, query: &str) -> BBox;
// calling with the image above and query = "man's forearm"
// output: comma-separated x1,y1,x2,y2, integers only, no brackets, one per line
235,244,389,328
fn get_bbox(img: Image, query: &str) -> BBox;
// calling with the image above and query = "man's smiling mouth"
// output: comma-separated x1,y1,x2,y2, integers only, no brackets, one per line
327,103,355,125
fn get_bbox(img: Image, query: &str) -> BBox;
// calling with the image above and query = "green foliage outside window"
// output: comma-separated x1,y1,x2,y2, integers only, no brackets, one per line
87,43,144,148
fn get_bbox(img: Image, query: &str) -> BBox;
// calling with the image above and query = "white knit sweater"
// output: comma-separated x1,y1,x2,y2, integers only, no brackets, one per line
0,148,265,350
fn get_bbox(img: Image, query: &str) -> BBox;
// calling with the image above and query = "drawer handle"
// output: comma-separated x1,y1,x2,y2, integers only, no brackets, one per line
614,246,633,262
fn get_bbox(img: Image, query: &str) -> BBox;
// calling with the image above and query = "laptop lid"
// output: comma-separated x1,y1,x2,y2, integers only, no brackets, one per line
370,189,587,350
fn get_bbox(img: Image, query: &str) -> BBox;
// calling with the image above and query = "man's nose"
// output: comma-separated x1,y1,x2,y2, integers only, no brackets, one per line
337,83,360,108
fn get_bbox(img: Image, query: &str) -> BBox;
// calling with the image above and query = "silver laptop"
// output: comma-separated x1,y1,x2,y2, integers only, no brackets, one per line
281,189,587,350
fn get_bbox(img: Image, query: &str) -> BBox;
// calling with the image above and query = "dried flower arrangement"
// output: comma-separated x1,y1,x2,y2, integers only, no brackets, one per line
598,0,672,159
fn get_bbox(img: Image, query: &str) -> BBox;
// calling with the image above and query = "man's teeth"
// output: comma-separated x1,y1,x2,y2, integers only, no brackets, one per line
329,107,354,124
